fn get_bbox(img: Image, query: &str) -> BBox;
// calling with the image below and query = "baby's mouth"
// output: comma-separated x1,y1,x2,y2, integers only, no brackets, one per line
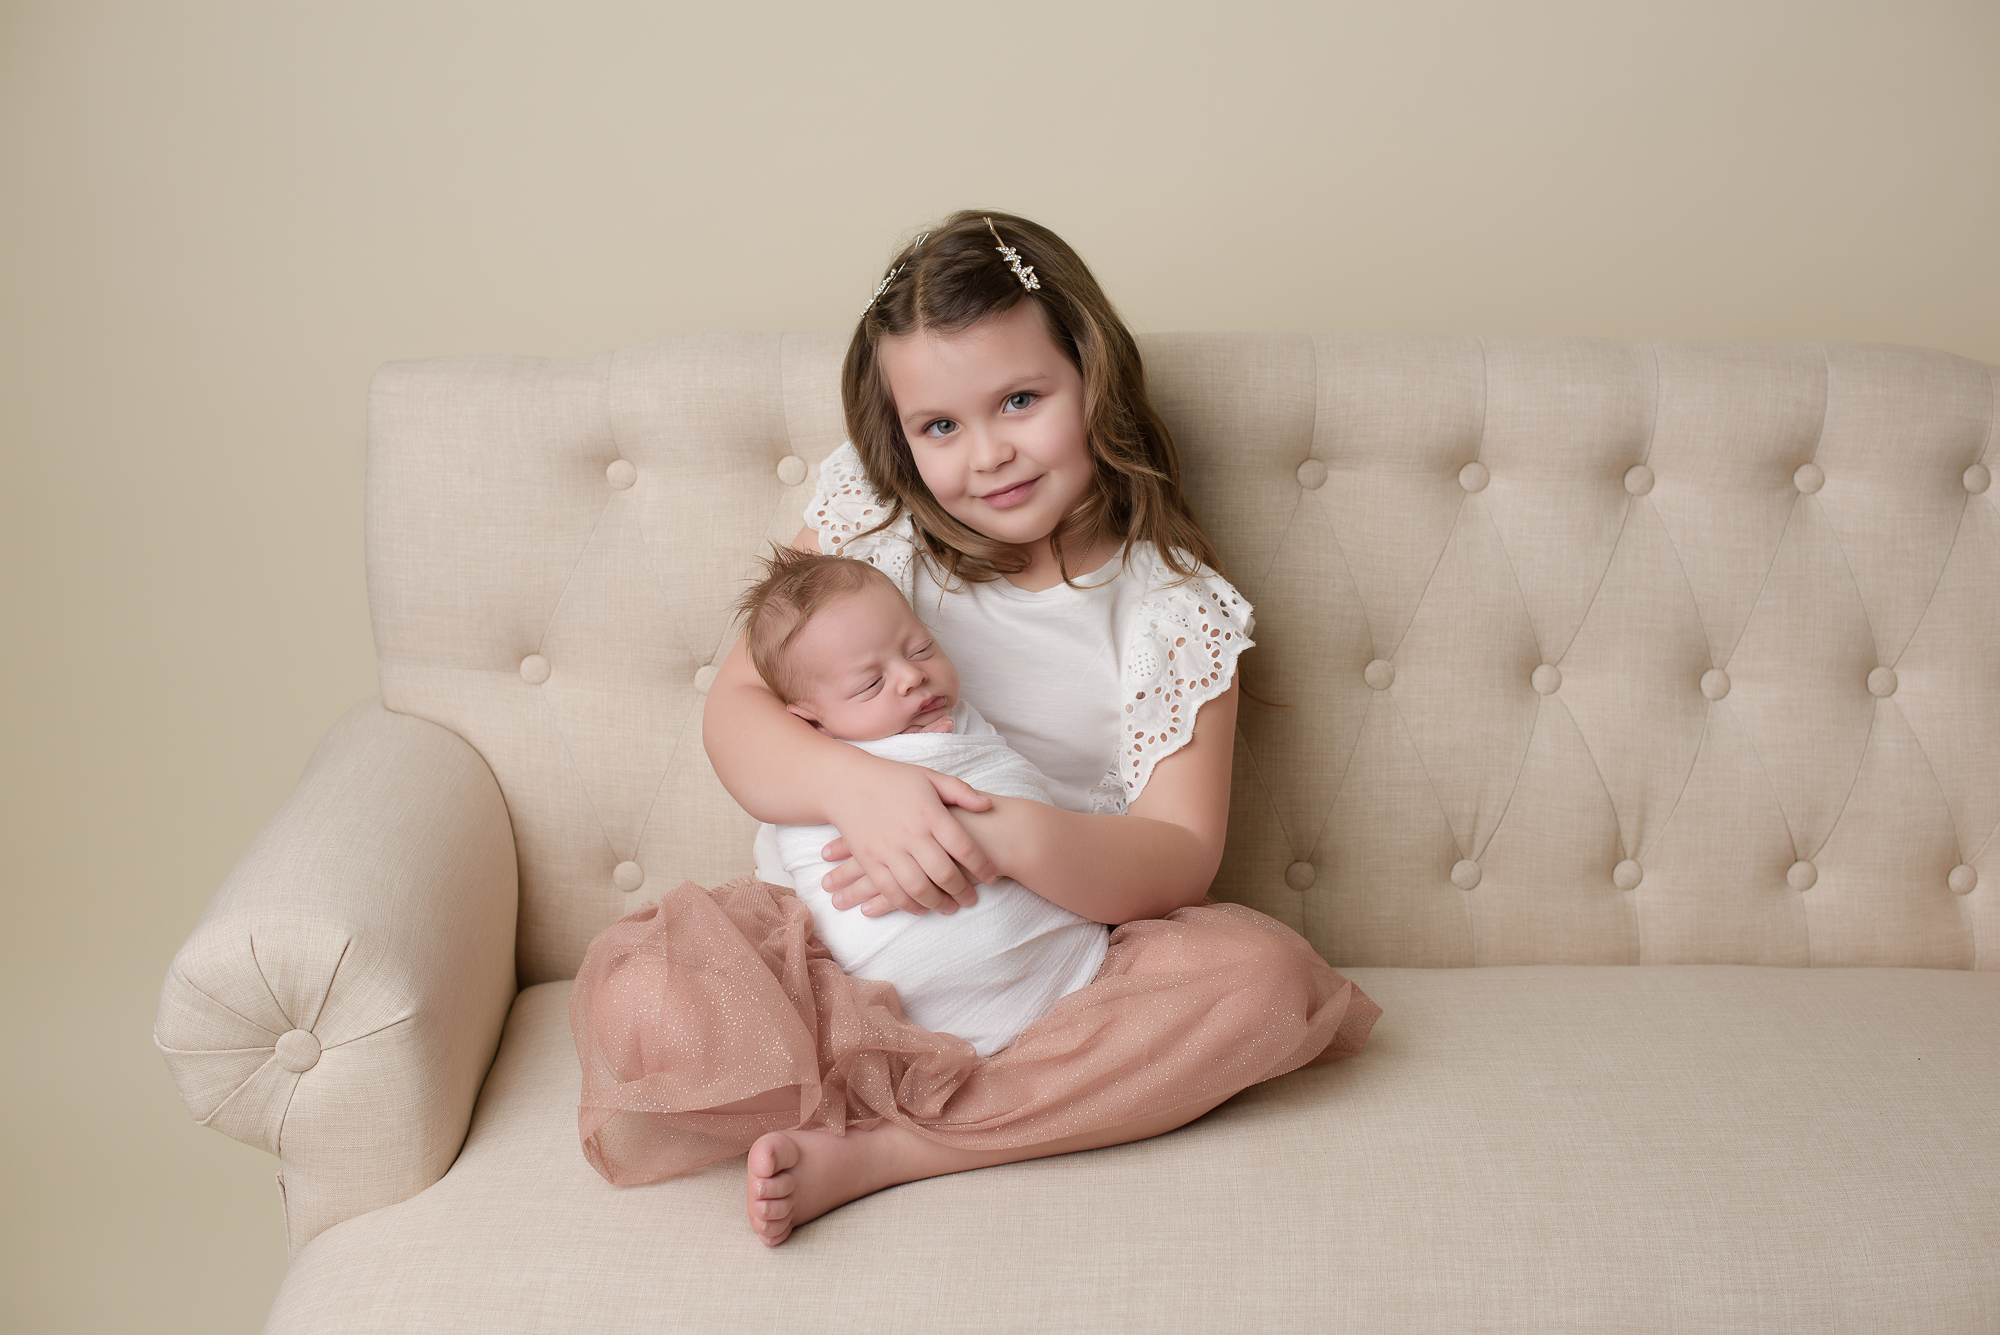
915,695,947,716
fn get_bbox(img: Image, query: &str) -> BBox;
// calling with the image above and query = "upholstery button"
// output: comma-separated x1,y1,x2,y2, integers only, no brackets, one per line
1700,669,1730,700
1948,864,1978,895
777,455,808,487
274,1029,321,1074
1787,859,1817,891
1867,667,1897,698
1451,859,1482,890
606,459,637,490
1531,664,1562,695
1363,658,1395,690
1793,463,1825,494
1965,463,1991,495
1296,458,1328,490
613,861,646,893
519,654,550,685
1623,464,1654,496
1285,861,1316,891
1458,461,1489,493
692,664,719,694
1613,859,1643,890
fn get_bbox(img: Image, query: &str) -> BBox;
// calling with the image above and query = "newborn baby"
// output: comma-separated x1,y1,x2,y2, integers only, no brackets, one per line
736,547,1107,1056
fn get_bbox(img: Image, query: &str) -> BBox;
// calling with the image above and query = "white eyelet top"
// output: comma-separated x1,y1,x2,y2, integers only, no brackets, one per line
809,443,1254,813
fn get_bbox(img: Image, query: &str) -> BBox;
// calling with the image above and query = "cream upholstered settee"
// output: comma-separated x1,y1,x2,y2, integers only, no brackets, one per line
157,335,2000,1333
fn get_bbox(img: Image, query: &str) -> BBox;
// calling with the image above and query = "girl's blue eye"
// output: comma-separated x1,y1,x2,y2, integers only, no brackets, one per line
1004,392,1037,411
923,419,957,438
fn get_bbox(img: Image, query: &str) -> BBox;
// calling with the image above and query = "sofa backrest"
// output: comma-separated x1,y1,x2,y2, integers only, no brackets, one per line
367,335,1998,984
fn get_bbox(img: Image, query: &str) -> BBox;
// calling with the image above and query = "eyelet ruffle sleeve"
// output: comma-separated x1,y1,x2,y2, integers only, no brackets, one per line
806,443,917,597
1116,548,1255,806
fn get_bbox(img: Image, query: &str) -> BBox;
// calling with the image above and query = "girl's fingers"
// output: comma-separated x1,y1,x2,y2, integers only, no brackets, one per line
887,852,957,913
913,844,976,907
858,855,930,915
934,819,999,887
820,836,850,864
857,894,896,917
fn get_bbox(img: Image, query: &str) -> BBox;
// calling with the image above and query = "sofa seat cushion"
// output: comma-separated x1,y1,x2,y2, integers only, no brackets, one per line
268,966,2000,1334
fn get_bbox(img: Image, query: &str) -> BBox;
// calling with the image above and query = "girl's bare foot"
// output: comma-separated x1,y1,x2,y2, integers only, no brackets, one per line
743,1098,1225,1246
745,1128,894,1247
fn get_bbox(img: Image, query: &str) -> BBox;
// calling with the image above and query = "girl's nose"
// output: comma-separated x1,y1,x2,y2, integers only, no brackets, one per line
968,425,1013,472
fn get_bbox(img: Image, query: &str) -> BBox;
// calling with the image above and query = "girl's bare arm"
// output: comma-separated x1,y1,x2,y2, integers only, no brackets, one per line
829,678,1240,925
700,527,997,913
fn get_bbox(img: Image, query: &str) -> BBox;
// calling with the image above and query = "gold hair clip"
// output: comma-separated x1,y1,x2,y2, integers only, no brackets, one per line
860,232,929,316
985,217,1040,292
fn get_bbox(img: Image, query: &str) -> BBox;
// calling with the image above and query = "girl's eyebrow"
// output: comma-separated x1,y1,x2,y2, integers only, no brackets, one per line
898,373,1054,428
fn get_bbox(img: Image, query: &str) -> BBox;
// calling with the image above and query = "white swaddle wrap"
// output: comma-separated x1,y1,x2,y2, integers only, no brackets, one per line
758,701,1109,1057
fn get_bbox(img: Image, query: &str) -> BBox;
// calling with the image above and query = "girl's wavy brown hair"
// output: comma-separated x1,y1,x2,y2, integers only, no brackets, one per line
840,210,1224,588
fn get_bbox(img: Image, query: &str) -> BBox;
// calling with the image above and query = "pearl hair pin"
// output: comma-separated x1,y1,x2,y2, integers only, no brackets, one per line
985,217,1041,292
861,232,929,316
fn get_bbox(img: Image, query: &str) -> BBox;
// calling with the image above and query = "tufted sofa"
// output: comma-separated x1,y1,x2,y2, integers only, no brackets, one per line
157,334,2000,1333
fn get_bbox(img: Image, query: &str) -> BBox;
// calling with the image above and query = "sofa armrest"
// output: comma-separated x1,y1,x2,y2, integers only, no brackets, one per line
155,699,518,1254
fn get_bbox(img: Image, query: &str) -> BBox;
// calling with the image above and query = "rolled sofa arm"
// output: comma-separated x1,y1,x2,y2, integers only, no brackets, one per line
155,699,518,1255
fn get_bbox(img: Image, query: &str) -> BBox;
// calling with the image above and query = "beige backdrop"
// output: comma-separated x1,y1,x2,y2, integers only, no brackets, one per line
3,1,1995,1330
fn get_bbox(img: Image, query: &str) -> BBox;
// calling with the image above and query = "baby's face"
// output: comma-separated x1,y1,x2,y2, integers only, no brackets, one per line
784,579,959,741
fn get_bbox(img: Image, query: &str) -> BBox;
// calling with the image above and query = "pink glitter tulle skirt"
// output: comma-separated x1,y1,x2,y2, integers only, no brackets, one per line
570,877,1381,1186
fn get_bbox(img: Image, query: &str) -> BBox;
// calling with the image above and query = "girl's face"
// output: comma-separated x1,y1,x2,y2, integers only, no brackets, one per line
877,301,1094,566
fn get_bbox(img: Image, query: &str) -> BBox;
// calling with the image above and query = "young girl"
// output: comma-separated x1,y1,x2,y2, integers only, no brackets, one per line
569,210,1380,1247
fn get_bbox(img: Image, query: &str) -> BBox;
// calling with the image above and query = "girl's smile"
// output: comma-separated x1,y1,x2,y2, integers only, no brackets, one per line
978,476,1038,509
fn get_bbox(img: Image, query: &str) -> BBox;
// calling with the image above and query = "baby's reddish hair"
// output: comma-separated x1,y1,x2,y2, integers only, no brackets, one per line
734,546,897,703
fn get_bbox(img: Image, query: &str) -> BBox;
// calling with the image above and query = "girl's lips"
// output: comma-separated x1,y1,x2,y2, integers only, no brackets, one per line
916,695,947,715
980,476,1039,509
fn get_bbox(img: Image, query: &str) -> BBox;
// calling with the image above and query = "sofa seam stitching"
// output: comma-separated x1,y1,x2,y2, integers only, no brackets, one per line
1461,505,1541,864
534,685,622,865
1291,337,1380,655
1254,334,1313,600
167,968,284,1041
1304,687,1375,872
1384,687,1474,950
321,1009,418,1050
1388,337,1483,663
247,930,296,1031
535,356,620,657
299,935,352,1034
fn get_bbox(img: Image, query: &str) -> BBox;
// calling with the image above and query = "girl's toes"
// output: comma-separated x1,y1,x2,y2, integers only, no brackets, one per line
755,1171,795,1201
749,1132,801,1179
758,1198,793,1222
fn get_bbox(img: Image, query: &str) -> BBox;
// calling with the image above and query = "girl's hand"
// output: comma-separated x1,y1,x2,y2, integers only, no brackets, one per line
820,763,998,915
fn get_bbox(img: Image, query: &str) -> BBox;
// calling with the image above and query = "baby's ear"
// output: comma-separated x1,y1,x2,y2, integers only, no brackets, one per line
785,703,828,734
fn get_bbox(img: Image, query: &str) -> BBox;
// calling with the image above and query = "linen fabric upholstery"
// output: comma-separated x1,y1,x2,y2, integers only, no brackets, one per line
364,335,1999,982
160,333,2000,1325
262,967,2000,1334
154,701,518,1253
